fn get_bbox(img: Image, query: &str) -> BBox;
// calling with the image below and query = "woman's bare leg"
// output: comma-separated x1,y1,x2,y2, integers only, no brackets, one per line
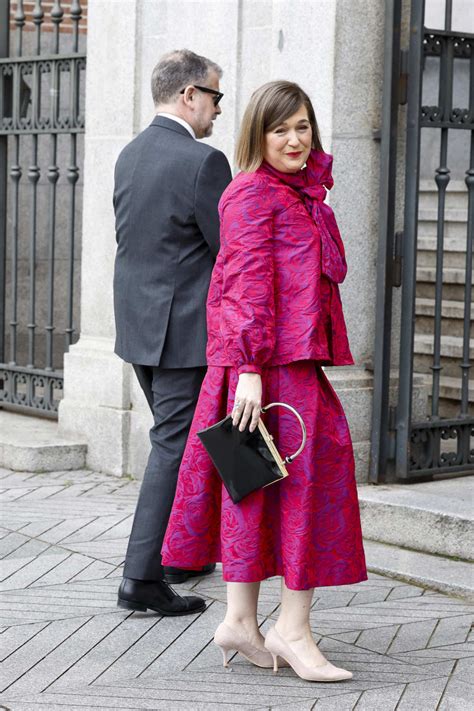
274,579,328,666
223,581,265,646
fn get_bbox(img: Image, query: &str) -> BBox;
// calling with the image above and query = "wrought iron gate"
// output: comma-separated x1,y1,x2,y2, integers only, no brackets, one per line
0,0,86,417
370,0,473,481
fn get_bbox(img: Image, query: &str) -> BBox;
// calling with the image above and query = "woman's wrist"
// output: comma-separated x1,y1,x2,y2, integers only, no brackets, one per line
237,365,262,376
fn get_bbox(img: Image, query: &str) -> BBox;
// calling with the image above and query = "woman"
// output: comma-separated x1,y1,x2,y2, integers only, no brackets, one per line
161,80,367,682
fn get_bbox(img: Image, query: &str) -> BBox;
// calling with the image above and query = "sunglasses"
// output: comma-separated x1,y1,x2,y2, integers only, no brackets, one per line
180,85,224,107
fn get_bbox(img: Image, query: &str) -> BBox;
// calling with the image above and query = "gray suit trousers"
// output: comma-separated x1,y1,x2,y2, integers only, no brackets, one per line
123,365,206,580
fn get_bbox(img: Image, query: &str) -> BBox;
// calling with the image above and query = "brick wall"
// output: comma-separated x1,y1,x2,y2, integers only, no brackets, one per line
10,1,88,34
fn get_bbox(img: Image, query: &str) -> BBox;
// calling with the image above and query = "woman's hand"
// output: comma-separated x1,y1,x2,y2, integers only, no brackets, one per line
232,373,262,432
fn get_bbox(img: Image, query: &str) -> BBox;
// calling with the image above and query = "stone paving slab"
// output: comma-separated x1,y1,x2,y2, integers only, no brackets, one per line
0,468,472,710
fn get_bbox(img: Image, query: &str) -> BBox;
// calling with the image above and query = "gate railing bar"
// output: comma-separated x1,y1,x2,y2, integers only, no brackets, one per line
461,133,474,416
66,106,79,349
46,80,59,371
71,1,81,52
8,0,25,370
31,60,38,133
44,4,64,368
27,134,39,369
431,12,455,418
369,0,403,482
14,0,24,57
9,136,20,365
33,0,44,55
445,0,452,33
0,0,8,365
1,124,85,136
395,0,425,479
66,2,82,350
0,52,86,64
52,0,64,54
66,129,78,348
424,28,474,43
26,0,43,371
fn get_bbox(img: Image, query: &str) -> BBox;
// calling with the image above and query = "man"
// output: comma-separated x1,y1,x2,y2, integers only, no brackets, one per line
113,49,232,616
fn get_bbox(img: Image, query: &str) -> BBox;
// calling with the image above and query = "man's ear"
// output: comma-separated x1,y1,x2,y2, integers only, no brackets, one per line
182,86,194,105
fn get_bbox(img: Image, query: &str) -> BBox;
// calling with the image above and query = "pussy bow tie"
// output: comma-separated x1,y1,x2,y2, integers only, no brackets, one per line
299,184,347,285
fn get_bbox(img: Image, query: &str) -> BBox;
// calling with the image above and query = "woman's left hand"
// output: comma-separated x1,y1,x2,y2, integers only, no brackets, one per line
232,373,262,432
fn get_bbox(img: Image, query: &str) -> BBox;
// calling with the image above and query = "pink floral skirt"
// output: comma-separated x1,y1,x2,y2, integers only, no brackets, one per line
161,361,367,590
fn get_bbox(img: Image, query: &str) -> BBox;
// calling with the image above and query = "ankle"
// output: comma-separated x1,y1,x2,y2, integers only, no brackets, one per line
223,615,260,636
274,620,312,643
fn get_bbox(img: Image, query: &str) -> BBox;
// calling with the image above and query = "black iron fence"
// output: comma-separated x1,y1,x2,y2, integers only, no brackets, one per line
0,0,86,416
371,0,473,481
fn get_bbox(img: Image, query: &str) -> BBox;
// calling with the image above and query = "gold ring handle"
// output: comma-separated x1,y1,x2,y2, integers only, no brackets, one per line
260,402,307,463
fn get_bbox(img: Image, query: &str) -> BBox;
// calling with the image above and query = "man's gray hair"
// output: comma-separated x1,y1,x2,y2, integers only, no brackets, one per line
151,49,223,106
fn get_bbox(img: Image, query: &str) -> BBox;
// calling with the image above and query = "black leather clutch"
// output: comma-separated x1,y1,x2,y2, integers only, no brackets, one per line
197,402,307,504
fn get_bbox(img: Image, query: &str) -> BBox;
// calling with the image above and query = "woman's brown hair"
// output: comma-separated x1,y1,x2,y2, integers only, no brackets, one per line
235,80,323,173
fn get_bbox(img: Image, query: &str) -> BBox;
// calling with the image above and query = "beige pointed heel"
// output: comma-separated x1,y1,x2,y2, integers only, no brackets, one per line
214,622,284,669
219,645,232,668
271,652,279,674
264,626,353,682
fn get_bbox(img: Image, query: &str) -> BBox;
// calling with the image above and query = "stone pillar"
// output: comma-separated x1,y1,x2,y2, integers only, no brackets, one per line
328,0,385,479
58,0,139,476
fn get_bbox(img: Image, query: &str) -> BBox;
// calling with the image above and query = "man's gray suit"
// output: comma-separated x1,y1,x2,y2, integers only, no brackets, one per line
113,116,232,580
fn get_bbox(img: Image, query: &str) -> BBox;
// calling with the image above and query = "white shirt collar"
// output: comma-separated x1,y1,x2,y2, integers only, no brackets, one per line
156,112,196,139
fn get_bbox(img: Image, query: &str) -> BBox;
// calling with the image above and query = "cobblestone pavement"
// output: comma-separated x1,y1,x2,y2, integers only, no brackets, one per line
0,468,472,710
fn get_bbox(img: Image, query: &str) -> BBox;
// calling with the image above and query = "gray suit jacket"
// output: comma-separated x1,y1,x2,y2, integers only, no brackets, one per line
113,116,232,367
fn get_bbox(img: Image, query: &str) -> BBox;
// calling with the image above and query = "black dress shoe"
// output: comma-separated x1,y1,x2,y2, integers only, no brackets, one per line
117,577,206,616
163,563,216,584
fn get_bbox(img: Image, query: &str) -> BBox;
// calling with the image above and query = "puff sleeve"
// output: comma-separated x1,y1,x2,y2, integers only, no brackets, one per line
219,179,276,375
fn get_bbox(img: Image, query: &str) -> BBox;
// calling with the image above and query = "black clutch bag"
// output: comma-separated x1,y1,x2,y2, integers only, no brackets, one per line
197,402,307,504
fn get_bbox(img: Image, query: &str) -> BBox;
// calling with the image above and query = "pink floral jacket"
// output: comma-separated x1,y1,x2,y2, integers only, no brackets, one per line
206,149,354,375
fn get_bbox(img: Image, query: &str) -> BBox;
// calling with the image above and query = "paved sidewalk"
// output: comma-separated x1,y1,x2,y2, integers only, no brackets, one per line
0,468,472,710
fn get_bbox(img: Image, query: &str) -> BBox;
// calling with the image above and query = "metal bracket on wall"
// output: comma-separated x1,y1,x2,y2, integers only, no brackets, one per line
399,48,409,105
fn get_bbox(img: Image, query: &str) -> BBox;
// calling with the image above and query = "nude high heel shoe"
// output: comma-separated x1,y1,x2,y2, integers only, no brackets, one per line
264,626,353,682
214,622,281,668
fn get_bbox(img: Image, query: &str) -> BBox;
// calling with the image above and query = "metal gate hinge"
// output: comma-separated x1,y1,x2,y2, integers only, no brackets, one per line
392,231,403,287
399,49,409,105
